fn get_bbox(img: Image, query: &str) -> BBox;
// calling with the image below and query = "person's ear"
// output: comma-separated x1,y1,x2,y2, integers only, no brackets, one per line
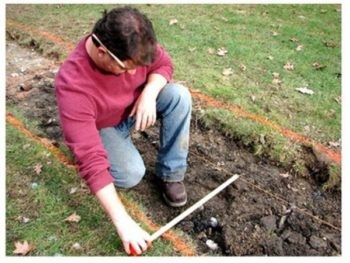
96,47,107,58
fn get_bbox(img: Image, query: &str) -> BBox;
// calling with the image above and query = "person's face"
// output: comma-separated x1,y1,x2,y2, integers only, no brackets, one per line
99,52,137,75
92,34,137,75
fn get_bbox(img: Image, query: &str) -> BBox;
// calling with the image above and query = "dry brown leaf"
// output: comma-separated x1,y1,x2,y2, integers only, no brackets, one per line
16,215,30,224
295,87,314,95
324,41,336,48
33,163,43,175
22,144,31,150
222,68,234,76
279,173,290,178
334,96,341,104
207,48,215,54
272,72,280,79
312,62,327,70
272,78,282,85
328,141,340,148
283,62,294,71
13,240,33,255
69,187,78,194
65,212,81,223
169,19,178,25
217,47,228,56
72,242,82,250
240,64,247,71
296,45,304,51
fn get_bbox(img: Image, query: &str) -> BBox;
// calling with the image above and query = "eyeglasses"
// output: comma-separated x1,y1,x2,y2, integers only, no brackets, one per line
91,33,128,69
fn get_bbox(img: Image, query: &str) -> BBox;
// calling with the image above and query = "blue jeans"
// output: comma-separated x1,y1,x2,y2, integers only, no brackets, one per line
99,83,192,188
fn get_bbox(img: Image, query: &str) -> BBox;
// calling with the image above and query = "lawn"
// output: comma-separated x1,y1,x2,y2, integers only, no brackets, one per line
5,3,342,256
6,4,341,172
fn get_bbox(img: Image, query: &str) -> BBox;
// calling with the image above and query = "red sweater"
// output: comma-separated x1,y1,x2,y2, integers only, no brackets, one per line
55,36,173,194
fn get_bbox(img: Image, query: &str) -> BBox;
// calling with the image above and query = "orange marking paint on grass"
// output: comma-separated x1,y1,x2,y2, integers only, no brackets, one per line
6,113,77,170
7,19,75,52
6,112,196,256
119,195,196,256
190,90,341,165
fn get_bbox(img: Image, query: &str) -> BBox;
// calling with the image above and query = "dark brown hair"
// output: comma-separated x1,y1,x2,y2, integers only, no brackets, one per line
92,6,157,66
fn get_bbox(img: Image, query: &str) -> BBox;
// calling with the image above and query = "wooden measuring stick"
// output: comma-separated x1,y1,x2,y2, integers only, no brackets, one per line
130,174,240,256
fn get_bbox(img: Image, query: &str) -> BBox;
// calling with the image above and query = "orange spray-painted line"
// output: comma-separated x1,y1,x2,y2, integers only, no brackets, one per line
190,90,341,165
6,19,75,52
119,194,196,256
6,112,196,256
6,113,77,170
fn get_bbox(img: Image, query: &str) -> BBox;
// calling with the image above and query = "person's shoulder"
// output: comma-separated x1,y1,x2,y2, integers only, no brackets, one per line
59,36,90,70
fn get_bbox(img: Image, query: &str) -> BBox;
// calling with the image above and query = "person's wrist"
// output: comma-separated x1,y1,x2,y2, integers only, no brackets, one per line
111,210,131,228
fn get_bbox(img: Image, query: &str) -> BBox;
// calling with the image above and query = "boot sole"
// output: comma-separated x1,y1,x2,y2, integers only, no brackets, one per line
162,193,187,207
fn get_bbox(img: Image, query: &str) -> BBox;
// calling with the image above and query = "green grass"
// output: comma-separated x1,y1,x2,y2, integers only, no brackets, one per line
6,123,178,256
5,4,342,255
6,4,341,167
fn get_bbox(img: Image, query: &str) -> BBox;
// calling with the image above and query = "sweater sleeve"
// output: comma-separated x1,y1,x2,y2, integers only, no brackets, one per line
55,75,113,194
147,44,174,81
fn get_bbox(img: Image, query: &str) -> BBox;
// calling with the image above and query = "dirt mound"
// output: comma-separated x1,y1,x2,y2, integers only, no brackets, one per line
6,41,341,256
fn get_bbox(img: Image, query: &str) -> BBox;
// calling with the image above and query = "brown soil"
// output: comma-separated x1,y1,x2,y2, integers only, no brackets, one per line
6,41,341,256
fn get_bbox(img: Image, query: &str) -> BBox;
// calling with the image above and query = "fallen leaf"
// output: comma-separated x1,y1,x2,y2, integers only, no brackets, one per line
279,173,290,178
65,212,81,223
188,47,196,52
240,64,247,71
33,163,43,175
272,78,282,85
267,55,274,60
217,47,228,56
69,187,78,194
22,144,31,150
11,72,19,78
272,72,280,79
328,141,340,148
250,95,256,102
169,19,178,25
283,62,294,71
324,41,336,48
296,45,304,51
222,68,234,76
312,62,327,70
295,87,314,95
13,240,33,255
334,96,341,104
272,31,279,36
71,242,82,250
207,48,215,54
17,216,30,224
289,37,299,42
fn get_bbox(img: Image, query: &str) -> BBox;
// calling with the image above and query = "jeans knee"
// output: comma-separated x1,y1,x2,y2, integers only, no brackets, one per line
164,83,192,111
111,165,146,189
